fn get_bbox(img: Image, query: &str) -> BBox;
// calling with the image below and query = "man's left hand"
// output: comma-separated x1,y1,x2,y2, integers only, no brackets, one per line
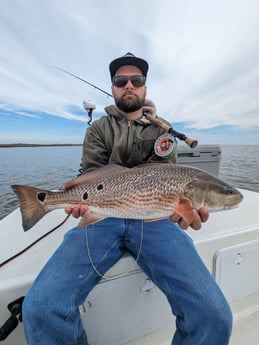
170,207,209,231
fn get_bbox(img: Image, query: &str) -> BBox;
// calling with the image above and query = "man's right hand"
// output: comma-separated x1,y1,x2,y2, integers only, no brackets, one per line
65,205,91,218
63,176,92,219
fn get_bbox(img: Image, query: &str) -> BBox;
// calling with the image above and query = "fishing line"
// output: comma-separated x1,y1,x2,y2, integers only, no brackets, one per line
85,225,104,279
0,215,70,268
85,220,144,279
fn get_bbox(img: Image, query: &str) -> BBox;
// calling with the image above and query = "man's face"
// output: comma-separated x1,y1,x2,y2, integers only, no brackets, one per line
112,65,147,113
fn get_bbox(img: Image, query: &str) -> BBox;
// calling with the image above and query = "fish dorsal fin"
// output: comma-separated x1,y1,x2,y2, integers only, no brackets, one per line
63,164,129,190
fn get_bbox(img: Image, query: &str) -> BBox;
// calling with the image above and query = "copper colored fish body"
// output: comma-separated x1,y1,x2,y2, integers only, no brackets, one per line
12,163,243,231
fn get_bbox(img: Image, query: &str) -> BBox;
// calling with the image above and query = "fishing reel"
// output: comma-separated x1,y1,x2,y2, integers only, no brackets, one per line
143,112,198,149
154,133,177,158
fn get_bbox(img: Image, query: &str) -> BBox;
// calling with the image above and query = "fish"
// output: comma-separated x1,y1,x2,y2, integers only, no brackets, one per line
11,163,243,232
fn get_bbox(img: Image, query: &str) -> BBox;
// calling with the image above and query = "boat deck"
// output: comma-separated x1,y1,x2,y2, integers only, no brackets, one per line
1,189,259,345
126,310,259,345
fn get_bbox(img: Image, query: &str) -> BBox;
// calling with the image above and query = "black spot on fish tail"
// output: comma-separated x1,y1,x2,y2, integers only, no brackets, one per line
97,184,103,190
37,192,46,202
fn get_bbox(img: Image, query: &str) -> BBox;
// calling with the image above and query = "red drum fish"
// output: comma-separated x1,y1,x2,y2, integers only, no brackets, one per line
12,163,243,231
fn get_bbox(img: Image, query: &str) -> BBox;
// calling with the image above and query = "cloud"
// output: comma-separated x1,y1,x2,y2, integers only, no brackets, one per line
0,0,259,144
146,0,259,130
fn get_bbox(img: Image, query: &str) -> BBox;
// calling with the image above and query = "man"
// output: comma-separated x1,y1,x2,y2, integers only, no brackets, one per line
23,53,232,345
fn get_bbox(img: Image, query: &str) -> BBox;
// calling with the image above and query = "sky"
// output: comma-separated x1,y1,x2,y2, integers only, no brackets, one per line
0,0,259,145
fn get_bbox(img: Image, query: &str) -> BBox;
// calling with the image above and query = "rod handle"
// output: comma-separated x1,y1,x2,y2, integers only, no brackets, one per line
184,137,198,148
144,114,171,132
143,113,198,149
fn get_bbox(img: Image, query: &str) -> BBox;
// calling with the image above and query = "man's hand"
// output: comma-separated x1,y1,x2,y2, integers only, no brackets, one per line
65,204,90,218
142,99,157,117
170,207,209,231
62,176,92,219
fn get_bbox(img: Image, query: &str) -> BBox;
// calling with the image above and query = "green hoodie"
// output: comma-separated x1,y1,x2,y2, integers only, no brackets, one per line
81,105,177,173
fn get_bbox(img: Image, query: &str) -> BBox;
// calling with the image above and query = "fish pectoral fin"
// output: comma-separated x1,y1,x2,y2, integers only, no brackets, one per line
78,214,105,227
174,198,194,224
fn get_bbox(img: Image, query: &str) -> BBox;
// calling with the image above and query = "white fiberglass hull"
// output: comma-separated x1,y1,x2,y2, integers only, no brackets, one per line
1,188,259,344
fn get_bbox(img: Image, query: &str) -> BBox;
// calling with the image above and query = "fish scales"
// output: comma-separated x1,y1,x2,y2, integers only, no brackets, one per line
11,163,243,231
77,169,171,218
81,165,182,218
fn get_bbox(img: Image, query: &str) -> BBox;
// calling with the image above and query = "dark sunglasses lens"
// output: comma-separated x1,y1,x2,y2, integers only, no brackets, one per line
113,76,145,87
113,76,128,87
131,76,145,87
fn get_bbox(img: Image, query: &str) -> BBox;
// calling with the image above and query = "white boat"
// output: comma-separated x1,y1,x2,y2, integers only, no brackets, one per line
0,145,259,345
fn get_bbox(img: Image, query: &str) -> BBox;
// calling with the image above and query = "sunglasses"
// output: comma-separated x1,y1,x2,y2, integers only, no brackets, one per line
113,75,146,88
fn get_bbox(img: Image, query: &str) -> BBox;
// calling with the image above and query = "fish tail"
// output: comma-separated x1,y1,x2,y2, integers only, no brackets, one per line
12,185,51,231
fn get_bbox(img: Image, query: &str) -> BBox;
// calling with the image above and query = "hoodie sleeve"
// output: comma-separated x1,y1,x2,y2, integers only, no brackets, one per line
81,119,110,173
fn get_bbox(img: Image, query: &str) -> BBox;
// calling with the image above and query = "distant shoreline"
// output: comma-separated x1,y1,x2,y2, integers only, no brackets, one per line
0,143,82,148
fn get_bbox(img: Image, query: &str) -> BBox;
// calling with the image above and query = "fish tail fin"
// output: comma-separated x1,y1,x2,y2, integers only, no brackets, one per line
12,185,50,231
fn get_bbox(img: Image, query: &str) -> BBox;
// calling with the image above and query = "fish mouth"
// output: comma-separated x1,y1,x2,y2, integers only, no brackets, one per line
223,204,240,210
211,204,240,212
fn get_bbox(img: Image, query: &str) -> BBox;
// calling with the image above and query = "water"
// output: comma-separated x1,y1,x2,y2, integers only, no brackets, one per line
0,146,83,220
219,145,259,192
0,145,258,220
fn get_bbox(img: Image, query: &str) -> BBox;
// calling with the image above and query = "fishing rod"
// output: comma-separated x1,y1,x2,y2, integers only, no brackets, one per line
142,112,198,148
56,67,198,148
55,67,113,98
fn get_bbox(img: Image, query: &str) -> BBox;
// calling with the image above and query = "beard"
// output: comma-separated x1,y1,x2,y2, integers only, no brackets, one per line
114,93,145,113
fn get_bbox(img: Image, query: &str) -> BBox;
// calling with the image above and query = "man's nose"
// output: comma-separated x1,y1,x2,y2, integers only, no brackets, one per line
124,79,134,88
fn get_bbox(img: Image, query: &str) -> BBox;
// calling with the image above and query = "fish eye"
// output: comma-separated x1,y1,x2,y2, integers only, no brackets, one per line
227,190,234,196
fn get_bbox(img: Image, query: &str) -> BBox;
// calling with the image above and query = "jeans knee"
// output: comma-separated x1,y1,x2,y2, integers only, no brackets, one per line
22,288,47,324
215,300,232,336
203,296,233,338
22,293,35,323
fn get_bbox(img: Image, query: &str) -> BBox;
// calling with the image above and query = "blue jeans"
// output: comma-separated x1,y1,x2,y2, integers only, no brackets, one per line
23,218,232,345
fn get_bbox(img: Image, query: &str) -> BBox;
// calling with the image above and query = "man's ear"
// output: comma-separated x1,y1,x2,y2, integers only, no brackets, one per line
111,85,115,97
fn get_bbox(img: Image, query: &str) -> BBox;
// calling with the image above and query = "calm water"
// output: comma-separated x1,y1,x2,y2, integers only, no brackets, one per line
0,145,258,220
219,145,259,192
